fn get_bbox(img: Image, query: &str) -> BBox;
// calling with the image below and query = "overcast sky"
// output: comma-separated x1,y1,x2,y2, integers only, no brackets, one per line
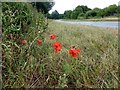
49,0,120,14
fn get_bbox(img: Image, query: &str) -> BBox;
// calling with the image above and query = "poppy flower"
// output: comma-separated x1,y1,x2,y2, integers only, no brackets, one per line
50,34,56,40
76,49,80,52
37,39,42,45
53,42,62,53
69,48,80,58
21,40,27,44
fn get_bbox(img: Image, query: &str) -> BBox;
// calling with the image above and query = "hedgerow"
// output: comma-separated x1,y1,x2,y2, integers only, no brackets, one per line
2,2,48,87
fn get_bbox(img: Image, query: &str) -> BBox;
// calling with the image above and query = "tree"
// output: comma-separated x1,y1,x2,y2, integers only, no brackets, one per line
32,2,55,14
77,13,85,19
79,5,91,13
117,6,120,16
98,9,106,18
46,13,51,18
71,11,77,19
93,8,104,17
64,10,72,19
104,4,118,16
71,6,83,19
71,5,91,19
50,10,60,19
85,10,97,19
59,14,64,19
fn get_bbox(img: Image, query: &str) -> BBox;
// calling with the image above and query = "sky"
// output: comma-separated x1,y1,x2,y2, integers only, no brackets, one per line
49,0,120,14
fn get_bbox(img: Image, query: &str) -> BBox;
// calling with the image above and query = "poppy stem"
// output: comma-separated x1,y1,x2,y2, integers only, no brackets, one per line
75,58,77,67
28,36,38,50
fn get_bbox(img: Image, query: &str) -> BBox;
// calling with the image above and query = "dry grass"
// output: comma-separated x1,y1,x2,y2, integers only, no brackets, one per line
42,20,119,88
2,20,119,88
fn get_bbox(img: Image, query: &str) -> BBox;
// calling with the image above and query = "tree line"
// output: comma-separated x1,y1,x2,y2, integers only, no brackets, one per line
47,4,120,19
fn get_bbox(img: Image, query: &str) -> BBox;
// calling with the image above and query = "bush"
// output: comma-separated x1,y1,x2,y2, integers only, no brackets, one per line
85,10,97,19
2,2,48,87
2,2,47,40
77,13,85,19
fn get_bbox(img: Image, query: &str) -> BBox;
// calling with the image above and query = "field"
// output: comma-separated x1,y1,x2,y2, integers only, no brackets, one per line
2,18,119,88
2,19,119,88
41,20,118,88
2,2,119,88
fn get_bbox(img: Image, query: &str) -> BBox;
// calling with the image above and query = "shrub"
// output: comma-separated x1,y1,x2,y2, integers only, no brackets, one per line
2,2,48,87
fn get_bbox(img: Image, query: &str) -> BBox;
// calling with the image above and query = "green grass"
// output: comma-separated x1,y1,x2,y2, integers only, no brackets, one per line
42,20,118,88
2,2,119,88
2,19,119,88
2,2,48,88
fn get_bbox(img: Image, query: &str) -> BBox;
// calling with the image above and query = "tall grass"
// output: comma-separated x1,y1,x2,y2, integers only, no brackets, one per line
42,21,118,88
2,2,119,88
2,2,48,88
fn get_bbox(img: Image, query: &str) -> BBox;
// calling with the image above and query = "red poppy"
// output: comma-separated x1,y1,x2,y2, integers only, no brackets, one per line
37,39,42,45
69,48,80,58
50,34,56,40
53,42,62,53
21,40,27,44
76,49,80,52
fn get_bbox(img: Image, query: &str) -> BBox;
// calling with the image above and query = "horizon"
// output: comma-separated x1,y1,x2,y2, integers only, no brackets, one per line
49,0,120,14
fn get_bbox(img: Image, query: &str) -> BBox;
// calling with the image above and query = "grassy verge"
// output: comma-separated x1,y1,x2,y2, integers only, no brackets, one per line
2,4,119,87
41,20,118,88
2,3,48,88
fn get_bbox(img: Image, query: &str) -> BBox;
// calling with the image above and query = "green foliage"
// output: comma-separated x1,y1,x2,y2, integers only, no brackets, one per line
79,5,91,13
71,10,79,19
85,10,97,19
77,13,85,19
104,4,118,16
0,3,1,26
46,21,118,88
2,2,119,88
2,2,48,88
49,10,60,19
32,2,55,14
64,10,72,19
117,6,120,17
117,6,120,14
2,3,32,34
2,2,47,40
59,14,64,19
49,4,119,20
97,9,106,18
71,6,84,19
58,74,68,88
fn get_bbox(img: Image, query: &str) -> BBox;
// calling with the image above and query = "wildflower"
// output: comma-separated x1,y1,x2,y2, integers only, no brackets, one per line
21,40,27,44
69,48,80,58
50,34,56,40
53,42,62,53
37,39,42,45
76,49,80,52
